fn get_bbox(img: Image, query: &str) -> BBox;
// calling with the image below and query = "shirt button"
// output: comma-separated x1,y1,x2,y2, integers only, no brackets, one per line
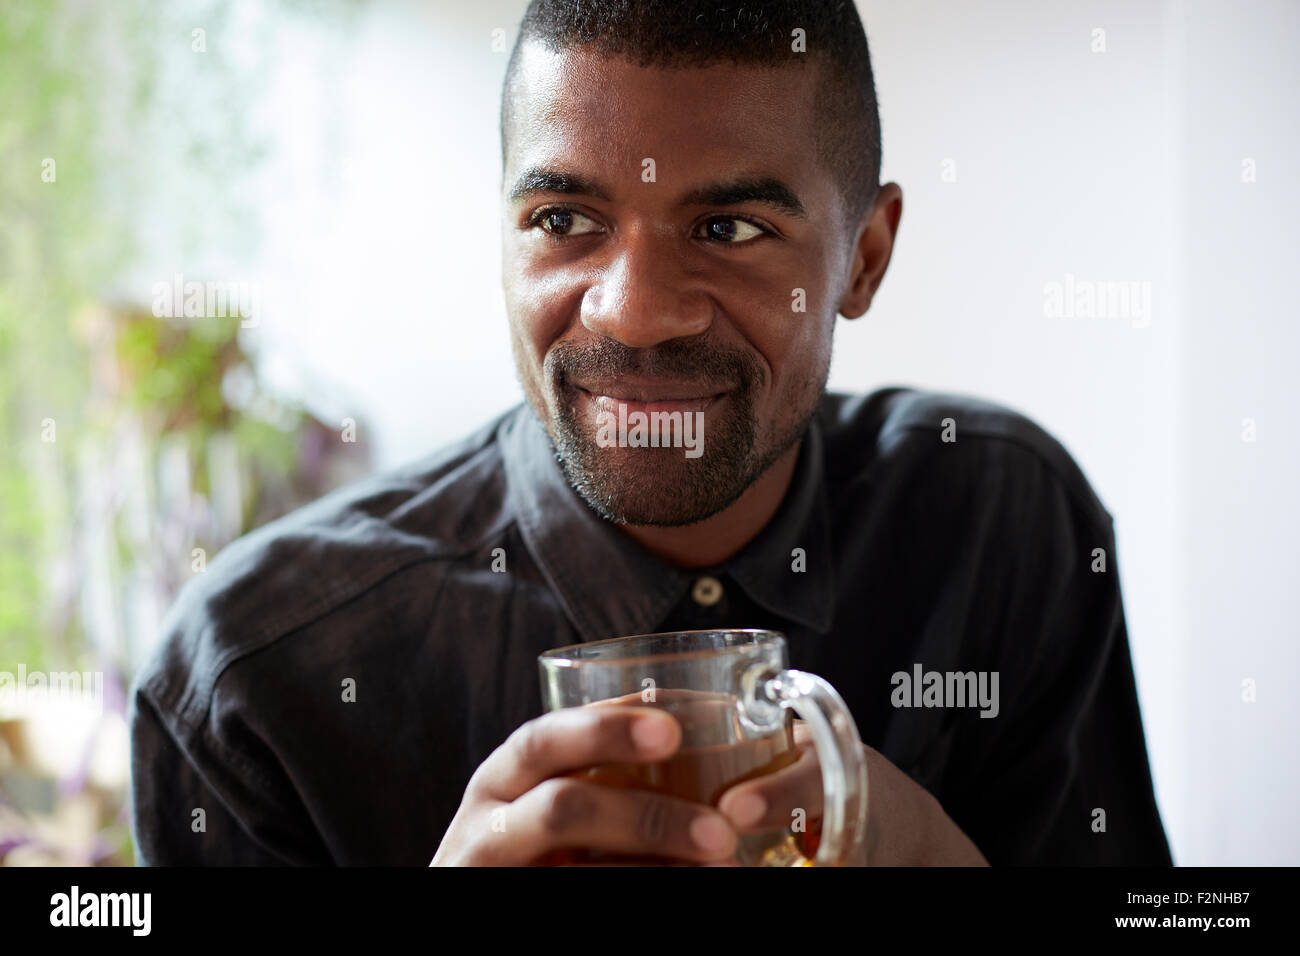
691,576,723,607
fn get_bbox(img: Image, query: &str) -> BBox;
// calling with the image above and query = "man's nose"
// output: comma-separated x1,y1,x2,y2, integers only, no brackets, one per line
579,234,713,348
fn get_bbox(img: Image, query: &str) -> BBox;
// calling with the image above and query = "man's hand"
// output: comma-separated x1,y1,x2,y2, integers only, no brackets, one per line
430,705,740,866
716,721,990,866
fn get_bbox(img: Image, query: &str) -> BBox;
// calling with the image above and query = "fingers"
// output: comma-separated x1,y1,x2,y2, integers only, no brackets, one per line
716,741,823,834
480,778,739,866
474,706,682,802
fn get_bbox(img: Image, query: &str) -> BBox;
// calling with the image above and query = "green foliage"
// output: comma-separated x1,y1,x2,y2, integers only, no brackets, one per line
0,0,372,870
0,0,355,673
0,1,109,672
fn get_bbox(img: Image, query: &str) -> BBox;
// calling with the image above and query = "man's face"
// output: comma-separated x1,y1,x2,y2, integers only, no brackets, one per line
501,42,854,527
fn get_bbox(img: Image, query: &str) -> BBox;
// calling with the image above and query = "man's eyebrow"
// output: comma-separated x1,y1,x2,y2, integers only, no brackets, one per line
678,178,808,219
508,167,807,219
508,167,611,203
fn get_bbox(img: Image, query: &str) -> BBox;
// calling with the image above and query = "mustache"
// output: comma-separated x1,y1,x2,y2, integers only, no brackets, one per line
545,337,762,392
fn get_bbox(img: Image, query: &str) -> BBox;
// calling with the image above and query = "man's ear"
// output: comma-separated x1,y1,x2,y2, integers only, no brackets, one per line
838,183,903,319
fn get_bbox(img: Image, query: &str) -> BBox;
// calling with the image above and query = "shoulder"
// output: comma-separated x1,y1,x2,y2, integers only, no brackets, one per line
817,386,1113,531
131,404,526,728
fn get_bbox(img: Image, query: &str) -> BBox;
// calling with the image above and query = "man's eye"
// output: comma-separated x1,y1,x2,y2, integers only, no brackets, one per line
529,209,767,243
698,217,767,243
533,208,601,237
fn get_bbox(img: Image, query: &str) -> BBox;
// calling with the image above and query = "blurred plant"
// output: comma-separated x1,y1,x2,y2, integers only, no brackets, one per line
0,0,371,866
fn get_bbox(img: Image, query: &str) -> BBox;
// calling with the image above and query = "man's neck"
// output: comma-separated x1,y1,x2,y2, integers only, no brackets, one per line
616,440,802,569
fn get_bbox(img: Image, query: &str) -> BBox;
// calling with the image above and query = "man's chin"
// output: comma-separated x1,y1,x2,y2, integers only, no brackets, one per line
556,450,746,527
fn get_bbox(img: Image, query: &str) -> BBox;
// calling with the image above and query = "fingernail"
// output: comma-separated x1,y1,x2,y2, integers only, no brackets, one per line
690,815,733,853
631,715,673,752
723,793,766,828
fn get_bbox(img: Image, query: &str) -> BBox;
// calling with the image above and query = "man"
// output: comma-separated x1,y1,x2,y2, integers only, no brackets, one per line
129,0,1172,866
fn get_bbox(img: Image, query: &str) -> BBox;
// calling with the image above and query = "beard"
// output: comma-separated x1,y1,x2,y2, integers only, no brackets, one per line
527,335,823,527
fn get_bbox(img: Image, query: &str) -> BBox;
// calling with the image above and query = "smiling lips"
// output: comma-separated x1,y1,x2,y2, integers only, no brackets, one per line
572,377,728,415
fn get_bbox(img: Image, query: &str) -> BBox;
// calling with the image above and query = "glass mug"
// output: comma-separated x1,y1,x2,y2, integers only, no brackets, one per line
537,629,869,866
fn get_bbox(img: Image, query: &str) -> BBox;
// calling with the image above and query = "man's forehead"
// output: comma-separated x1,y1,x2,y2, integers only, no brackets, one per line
507,40,824,186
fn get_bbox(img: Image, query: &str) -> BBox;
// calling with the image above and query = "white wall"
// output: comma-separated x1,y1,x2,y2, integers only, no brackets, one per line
1174,0,1300,866
159,0,1298,864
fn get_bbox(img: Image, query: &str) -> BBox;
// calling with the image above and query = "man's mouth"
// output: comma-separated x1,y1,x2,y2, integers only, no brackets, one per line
570,377,729,416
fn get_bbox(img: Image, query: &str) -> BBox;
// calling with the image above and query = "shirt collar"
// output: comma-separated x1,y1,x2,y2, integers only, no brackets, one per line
724,415,836,634
500,401,835,644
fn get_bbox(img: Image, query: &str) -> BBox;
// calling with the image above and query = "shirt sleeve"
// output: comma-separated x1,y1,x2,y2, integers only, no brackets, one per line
128,679,332,866
937,452,1173,866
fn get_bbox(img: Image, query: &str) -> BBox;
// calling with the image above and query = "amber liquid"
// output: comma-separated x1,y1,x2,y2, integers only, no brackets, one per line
535,696,810,866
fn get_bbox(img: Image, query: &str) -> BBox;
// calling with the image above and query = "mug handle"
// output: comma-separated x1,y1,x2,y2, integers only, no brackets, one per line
743,667,869,865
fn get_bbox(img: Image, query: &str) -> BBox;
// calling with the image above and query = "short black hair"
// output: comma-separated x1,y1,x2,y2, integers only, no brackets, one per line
500,0,882,232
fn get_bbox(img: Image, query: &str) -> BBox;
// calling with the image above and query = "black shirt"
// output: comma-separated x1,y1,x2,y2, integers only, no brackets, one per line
127,387,1173,865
